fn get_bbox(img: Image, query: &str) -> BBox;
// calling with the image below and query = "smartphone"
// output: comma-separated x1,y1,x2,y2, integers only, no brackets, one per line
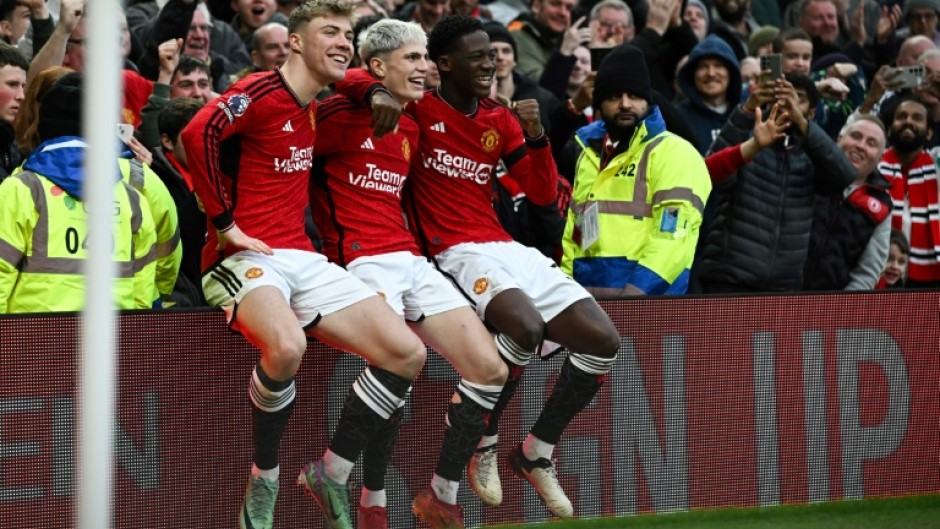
590,47,612,71
116,123,134,143
886,65,926,89
760,54,783,81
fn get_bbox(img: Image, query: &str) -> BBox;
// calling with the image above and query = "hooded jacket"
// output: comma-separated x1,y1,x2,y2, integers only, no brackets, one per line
676,35,741,155
0,138,158,312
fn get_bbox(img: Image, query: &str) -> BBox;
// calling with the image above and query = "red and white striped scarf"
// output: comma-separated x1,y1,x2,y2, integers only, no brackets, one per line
879,149,940,282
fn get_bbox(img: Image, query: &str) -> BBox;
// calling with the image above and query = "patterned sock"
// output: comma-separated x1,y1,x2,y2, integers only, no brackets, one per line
530,354,609,445
328,367,411,473
249,364,296,470
433,378,501,481
484,334,533,437
361,405,405,491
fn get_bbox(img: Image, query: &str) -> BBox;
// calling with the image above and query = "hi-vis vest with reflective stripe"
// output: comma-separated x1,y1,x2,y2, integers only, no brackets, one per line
0,170,157,313
561,121,711,295
120,157,182,301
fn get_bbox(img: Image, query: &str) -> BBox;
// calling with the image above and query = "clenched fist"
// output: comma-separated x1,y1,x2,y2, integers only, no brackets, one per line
513,99,543,138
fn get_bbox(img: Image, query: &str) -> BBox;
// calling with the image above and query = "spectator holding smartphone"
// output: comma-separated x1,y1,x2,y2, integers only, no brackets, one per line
692,72,856,293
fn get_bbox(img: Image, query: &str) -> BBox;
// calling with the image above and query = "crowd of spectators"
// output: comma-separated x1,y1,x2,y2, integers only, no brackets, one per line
1,0,939,313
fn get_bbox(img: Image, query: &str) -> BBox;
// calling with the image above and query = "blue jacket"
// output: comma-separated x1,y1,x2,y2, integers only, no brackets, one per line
676,35,741,155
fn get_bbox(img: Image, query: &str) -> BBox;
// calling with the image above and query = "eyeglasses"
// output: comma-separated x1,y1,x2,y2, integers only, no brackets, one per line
599,20,628,30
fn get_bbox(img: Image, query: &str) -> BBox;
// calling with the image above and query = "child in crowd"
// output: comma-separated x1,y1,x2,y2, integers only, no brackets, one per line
878,229,910,289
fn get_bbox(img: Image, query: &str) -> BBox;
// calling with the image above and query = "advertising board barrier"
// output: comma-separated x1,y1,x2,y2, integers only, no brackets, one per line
1,292,937,528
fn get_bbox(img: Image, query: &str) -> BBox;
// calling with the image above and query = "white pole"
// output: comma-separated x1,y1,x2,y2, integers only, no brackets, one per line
80,1,122,528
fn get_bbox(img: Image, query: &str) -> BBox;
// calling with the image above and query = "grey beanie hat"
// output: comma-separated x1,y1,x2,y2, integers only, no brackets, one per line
904,0,940,19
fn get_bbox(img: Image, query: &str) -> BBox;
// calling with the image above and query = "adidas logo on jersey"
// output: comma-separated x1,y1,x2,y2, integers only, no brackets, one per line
361,138,375,150
430,122,446,133
282,121,294,132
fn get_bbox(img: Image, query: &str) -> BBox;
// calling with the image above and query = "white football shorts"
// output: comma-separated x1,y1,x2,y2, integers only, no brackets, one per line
347,251,470,321
433,241,591,323
202,249,375,330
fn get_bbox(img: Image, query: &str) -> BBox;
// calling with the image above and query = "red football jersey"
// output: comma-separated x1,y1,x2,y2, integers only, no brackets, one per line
181,70,318,271
310,94,421,265
336,68,559,256
403,89,558,255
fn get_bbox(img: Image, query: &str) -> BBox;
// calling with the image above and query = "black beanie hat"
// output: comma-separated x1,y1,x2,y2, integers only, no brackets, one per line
38,72,83,142
592,45,651,109
484,22,517,60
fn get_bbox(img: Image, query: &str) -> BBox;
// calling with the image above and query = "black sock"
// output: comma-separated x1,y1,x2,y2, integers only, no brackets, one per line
361,406,404,491
434,397,489,481
484,361,525,438
530,356,604,445
329,367,411,463
250,364,296,470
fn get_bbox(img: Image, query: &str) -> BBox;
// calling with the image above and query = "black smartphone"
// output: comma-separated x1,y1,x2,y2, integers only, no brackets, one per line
760,53,783,81
590,47,612,71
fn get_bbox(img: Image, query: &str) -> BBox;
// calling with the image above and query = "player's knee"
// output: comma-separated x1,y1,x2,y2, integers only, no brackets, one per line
505,319,543,352
265,331,307,372
394,335,427,378
593,327,621,359
490,359,509,386
470,352,509,386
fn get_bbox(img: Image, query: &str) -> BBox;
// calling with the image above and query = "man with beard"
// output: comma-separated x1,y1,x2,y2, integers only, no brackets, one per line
877,95,940,287
710,0,761,61
561,44,712,296
803,115,892,290
693,72,856,293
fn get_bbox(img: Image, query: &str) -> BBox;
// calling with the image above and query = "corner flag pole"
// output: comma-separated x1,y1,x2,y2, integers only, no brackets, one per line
80,1,122,528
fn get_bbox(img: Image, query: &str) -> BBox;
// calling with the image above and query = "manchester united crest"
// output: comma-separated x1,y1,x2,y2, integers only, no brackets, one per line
245,267,264,279
402,138,411,161
473,277,489,295
481,130,499,152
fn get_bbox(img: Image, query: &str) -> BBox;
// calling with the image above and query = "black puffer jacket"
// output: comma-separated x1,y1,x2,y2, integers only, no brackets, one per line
0,121,23,185
803,172,892,291
694,106,855,291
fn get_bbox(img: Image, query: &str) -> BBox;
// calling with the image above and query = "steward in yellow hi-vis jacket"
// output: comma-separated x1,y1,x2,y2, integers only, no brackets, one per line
120,157,182,304
560,45,712,296
0,138,158,313
0,73,159,313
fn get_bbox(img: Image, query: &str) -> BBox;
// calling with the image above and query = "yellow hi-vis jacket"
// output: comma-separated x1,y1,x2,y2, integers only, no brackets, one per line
0,170,157,313
120,158,182,302
561,108,712,295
